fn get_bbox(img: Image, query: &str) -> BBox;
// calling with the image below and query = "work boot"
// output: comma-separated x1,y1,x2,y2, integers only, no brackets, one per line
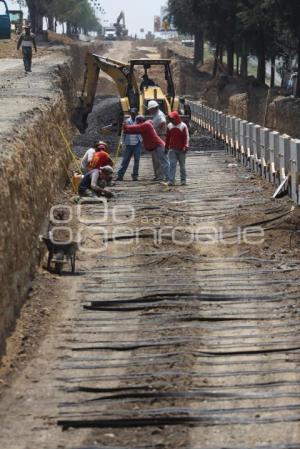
116,177,123,181
131,176,139,181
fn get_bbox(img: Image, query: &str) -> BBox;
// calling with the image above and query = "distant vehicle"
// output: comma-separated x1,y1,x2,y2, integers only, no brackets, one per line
104,27,117,40
0,0,11,40
181,39,194,48
8,10,23,34
113,11,128,39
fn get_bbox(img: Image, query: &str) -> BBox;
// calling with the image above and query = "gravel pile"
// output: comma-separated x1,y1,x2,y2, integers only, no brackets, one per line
73,95,122,157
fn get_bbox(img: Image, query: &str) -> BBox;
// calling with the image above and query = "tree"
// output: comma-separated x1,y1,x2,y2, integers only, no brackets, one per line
24,0,101,35
277,0,300,97
168,0,205,66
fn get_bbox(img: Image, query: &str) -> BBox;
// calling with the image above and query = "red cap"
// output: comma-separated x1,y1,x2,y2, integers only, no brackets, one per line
168,111,181,125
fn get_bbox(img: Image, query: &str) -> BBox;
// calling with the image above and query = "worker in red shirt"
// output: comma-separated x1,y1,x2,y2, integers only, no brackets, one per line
165,111,189,186
87,143,114,172
123,115,170,182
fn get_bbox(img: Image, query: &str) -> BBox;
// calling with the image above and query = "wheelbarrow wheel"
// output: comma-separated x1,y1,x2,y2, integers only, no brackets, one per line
71,255,76,274
47,252,53,271
55,262,63,275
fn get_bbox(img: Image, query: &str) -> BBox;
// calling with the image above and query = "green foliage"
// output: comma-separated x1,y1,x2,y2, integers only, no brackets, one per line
25,0,101,33
168,0,300,87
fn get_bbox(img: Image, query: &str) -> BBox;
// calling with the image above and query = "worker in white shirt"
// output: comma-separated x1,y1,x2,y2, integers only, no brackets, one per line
17,25,37,73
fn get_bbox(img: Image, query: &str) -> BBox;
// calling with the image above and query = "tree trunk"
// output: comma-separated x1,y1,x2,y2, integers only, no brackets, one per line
220,45,224,65
240,40,248,78
236,54,240,76
213,40,220,77
270,55,276,88
296,37,300,98
48,16,54,31
66,22,72,36
194,30,204,66
26,1,37,33
257,26,266,84
227,42,234,76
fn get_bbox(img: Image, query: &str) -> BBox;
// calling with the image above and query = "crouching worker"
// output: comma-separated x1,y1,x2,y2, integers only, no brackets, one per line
78,166,114,199
123,115,170,183
81,142,112,174
166,111,189,186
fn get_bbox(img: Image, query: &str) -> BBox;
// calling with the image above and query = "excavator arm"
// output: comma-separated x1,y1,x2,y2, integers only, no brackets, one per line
73,53,138,133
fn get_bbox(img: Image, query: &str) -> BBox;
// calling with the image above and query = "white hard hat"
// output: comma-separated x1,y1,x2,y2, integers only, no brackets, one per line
147,100,159,110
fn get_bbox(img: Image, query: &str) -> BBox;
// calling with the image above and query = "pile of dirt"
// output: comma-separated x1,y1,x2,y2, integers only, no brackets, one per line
0,36,19,58
73,95,122,157
266,96,300,138
47,30,75,46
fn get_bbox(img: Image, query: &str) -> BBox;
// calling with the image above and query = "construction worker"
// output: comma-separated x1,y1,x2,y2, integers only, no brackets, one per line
116,108,143,181
123,115,170,183
147,100,167,181
165,111,189,186
80,142,112,174
78,166,114,198
17,25,37,73
88,143,113,171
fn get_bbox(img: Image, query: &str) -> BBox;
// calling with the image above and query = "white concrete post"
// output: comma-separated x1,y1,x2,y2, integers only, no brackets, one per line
197,104,202,127
269,131,280,184
260,128,270,178
278,134,291,183
290,139,300,204
240,120,248,164
246,122,254,167
213,110,218,137
225,115,230,151
194,104,199,125
202,105,207,128
253,125,261,173
229,117,235,155
234,118,241,157
216,112,221,138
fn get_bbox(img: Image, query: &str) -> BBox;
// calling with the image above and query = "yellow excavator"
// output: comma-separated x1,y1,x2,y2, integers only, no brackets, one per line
73,52,185,133
114,11,128,39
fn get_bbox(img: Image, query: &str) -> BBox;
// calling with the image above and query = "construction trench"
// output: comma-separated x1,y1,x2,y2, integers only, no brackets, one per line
1,40,300,449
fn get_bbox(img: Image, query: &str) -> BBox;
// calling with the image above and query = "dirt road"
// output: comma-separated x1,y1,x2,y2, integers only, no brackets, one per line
1,41,300,449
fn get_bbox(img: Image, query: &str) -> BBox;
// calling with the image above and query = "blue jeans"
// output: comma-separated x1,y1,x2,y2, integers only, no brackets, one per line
155,146,170,181
117,143,141,179
22,47,32,72
169,149,186,184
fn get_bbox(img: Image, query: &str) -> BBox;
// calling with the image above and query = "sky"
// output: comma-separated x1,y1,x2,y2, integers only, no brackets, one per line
96,0,167,36
5,0,167,36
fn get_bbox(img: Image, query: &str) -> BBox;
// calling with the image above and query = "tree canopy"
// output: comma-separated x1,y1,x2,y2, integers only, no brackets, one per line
168,0,300,95
23,0,101,35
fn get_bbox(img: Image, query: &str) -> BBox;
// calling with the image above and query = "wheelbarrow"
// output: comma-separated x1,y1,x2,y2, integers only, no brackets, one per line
42,237,79,275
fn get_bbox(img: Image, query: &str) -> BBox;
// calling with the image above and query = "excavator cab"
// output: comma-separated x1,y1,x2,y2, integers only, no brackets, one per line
128,59,178,117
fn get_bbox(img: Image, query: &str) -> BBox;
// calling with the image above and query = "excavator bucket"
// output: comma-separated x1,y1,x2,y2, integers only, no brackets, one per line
73,53,137,133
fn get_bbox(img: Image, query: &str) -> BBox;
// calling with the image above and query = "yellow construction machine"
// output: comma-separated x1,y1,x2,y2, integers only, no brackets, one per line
73,53,185,133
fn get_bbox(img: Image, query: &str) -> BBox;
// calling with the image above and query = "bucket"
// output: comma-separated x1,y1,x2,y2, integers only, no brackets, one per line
71,173,83,194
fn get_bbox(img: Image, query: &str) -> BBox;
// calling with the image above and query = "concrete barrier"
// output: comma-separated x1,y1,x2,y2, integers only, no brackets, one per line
291,139,300,204
269,131,280,184
279,135,291,183
187,100,300,204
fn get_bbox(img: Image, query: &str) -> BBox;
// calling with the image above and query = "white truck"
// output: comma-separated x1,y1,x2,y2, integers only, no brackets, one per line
104,27,117,40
